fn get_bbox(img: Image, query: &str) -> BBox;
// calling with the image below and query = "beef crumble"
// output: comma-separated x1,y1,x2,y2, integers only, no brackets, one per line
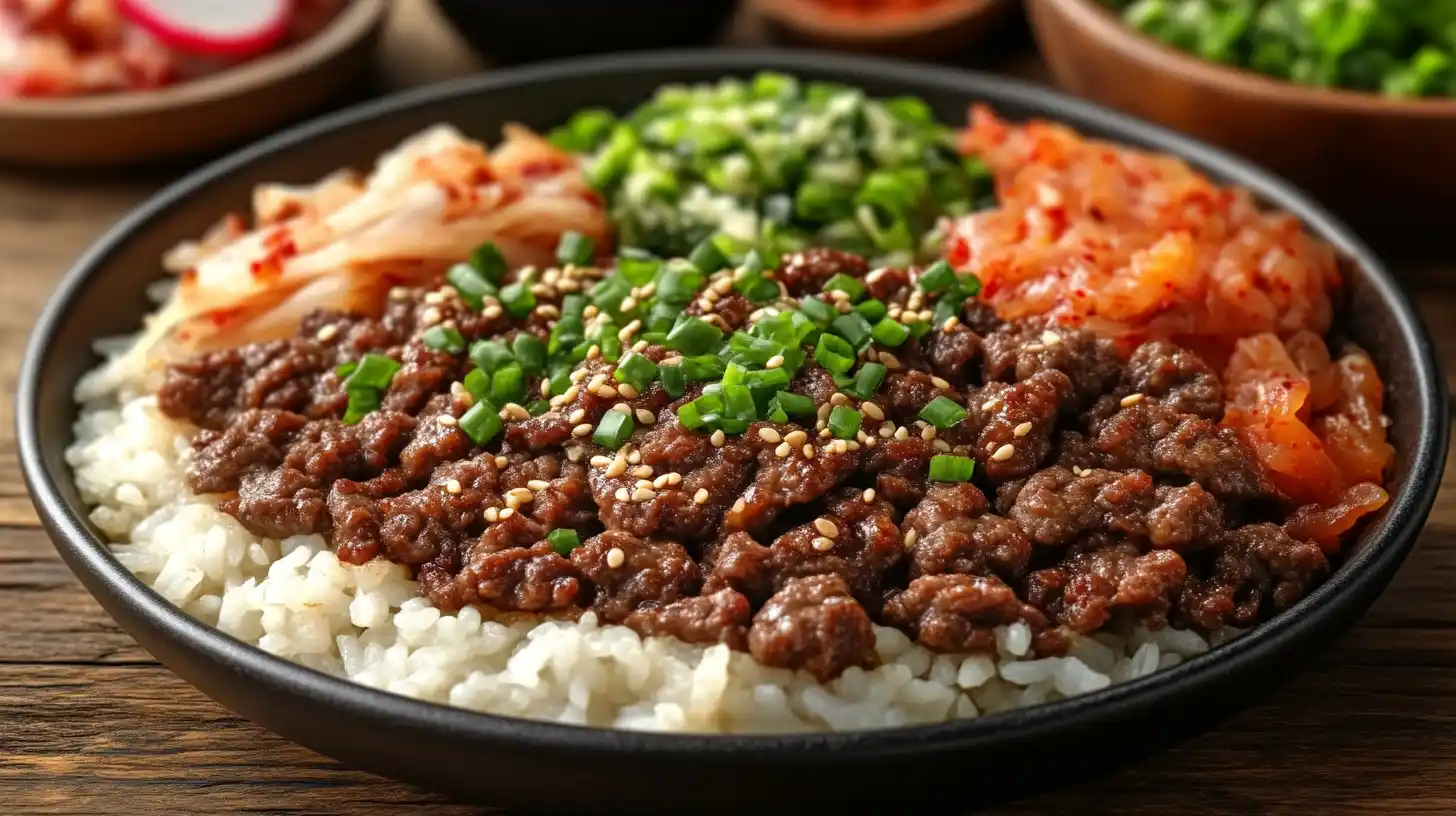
160,250,1349,682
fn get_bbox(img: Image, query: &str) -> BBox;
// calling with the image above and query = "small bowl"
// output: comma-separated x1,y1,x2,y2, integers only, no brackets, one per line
431,0,742,65
1028,0,1456,248
753,0,1019,60
0,0,388,169
16,51,1448,811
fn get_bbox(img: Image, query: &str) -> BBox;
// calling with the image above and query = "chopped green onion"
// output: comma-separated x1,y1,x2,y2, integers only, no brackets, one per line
918,259,957,294
920,396,967,429
929,454,975,482
823,273,866,302
854,299,888,323
828,405,863,440
459,400,504,445
469,340,514,374
681,354,726,382
957,273,982,298
851,362,887,398
527,400,551,416
589,275,632,314
907,320,934,340
659,363,686,398
666,316,723,355
933,293,964,328
511,334,547,374
557,231,595,267
831,312,874,351
599,331,623,363
547,362,574,397
469,242,508,285
422,325,466,354
342,388,380,425
688,236,728,273
463,368,490,402
594,410,635,449
719,384,757,434
344,354,400,391
617,249,662,285
546,528,582,556
491,364,526,405
446,263,495,309
771,391,815,417
656,264,705,304
871,317,910,347
798,295,837,328
335,361,358,379
815,333,856,374
677,399,707,430
743,366,791,392
614,352,658,391
499,279,536,318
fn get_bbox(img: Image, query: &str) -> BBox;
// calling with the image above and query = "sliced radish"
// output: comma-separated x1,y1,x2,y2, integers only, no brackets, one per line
117,0,294,58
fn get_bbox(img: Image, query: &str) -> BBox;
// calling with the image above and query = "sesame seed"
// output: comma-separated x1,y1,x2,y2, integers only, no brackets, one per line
421,307,442,326
817,403,832,421
921,425,937,441
612,402,631,414
942,316,960,332
879,424,894,439
445,479,462,494
784,430,808,447
615,487,630,501
1014,422,1033,437
566,446,583,462
627,450,642,464
904,529,918,549
389,286,410,301
482,305,504,320
571,369,589,384
814,518,839,538
620,296,638,313
631,340,648,352
1120,392,1145,407
506,488,535,504
503,403,529,421
586,345,602,360
636,479,653,490
660,355,683,366
667,472,682,485
991,444,1015,462
713,277,734,294
637,409,657,425
527,480,551,491
863,488,876,503
499,507,515,520
562,385,579,403
711,430,726,448
582,304,600,319
618,320,642,342
863,437,877,448
633,465,652,479
694,488,710,504
930,376,951,390
932,439,951,452
819,427,832,438
438,414,458,427
653,474,671,489
1025,343,1045,353
1040,330,1063,346
802,444,815,459
632,487,656,502
765,354,785,369
606,547,626,568
894,426,910,441
759,428,782,444
605,456,628,478
539,379,552,398
986,440,998,452
590,455,612,468
569,408,586,423
618,383,640,400
315,324,339,342
879,352,902,370
812,537,835,552
536,304,561,319
861,401,884,420
981,398,1002,412
572,423,593,437
1072,465,1085,477
775,442,791,458
494,456,509,469
598,385,618,398
1380,415,1392,428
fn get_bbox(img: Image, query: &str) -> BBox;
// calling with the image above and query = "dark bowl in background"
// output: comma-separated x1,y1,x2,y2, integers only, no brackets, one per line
431,0,742,64
17,51,1448,811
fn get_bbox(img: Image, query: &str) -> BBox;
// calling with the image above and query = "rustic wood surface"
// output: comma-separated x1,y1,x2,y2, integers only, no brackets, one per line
3,2,1455,814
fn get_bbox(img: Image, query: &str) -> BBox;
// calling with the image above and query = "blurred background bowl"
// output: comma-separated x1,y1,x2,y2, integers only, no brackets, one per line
432,0,742,65
1028,0,1456,251
0,0,388,169
753,0,1019,60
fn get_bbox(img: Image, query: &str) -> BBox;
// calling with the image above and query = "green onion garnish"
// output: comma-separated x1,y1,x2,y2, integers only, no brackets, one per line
855,298,888,323
871,317,910,347
771,391,815,417
469,241,509,285
469,340,514,374
614,351,658,392
590,275,632,314
422,325,466,354
463,368,490,402
499,279,536,318
824,273,866,302
666,316,723,355
546,528,582,556
446,263,495,309
688,236,728,273
918,259,957,294
594,409,635,449
491,364,526,405
828,405,863,440
511,334,547,374
933,293,964,328
459,401,503,445
815,333,856,374
617,248,662,285
557,231,595,267
798,295,836,328
920,396,967,429
831,312,874,351
344,354,400,391
659,363,686,398
342,388,380,425
335,361,358,379
851,362,887,398
656,264,705,303
929,454,975,482
527,400,551,416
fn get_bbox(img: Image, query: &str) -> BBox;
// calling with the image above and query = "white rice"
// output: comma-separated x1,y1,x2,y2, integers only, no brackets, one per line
67,351,1232,734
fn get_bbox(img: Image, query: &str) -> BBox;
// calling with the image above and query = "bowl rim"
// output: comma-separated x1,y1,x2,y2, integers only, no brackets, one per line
17,48,1448,758
0,0,388,120
1042,0,1456,118
753,0,1003,40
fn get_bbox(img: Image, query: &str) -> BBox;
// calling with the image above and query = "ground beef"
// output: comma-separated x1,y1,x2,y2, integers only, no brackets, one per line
1123,339,1224,420
1178,523,1328,631
883,574,1046,653
623,588,752,650
962,370,1071,481
1024,537,1187,633
923,325,983,387
776,248,867,297
982,318,1119,408
1091,401,1278,501
570,531,700,623
747,574,877,682
904,482,1031,582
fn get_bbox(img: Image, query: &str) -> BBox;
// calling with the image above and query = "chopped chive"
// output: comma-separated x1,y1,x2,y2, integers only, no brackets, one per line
929,454,975,482
743,366,791,392
344,354,400,391
681,354,726,382
422,325,466,354
459,400,503,445
557,231,595,267
547,363,575,397
831,312,874,350
590,275,632,314
335,361,358,379
599,331,623,363
907,320,934,340
666,316,723,356
771,391,815,417
918,260,957,294
854,298,888,323
957,273,982,298
446,263,495,309
815,333,856,374
511,334,547,374
656,264,705,304
527,400,551,416
594,410,635,449
469,242,508,285
823,273,866,302
491,364,526,405
851,362,886,398
499,279,536,318
798,295,837,328
871,317,910,347
719,384,757,434
677,400,707,430
614,352,659,391
463,368,490,402
933,293,965,328
546,528,582,556
659,363,686,398
342,388,380,425
469,340,514,374
617,248,662,285
828,405,863,440
920,396,967,429
688,236,728,273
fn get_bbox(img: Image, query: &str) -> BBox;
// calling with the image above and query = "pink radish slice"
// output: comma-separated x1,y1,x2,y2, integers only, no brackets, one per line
118,0,295,58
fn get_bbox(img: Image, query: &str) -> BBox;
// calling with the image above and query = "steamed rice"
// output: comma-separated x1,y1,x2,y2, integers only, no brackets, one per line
65,348,1232,734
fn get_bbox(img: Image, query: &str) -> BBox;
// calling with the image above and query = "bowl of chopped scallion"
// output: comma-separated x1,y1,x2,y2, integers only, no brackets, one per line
1029,0,1456,247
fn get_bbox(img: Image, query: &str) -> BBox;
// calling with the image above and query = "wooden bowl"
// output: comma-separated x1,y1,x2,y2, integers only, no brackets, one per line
1028,0,1456,248
754,0,1020,60
0,0,388,169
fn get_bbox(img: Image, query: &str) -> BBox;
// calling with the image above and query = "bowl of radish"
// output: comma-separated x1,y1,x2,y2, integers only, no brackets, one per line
0,0,388,168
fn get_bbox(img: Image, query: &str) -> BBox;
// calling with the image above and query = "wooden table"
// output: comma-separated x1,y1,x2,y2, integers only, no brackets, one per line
4,3,1456,813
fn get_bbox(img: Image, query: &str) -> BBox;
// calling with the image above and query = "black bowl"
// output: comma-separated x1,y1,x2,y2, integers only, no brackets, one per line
431,0,741,65
17,51,1448,811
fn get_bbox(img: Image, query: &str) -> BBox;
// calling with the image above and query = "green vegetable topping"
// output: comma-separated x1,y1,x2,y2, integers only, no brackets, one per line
929,454,976,482
459,401,503,445
594,409,635,449
546,528,582,556
814,333,856,374
828,405,863,439
422,325,465,354
557,231,596,267
920,395,968,429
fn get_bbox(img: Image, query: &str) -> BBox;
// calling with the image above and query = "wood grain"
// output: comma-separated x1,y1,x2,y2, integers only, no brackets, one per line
3,2,1456,814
